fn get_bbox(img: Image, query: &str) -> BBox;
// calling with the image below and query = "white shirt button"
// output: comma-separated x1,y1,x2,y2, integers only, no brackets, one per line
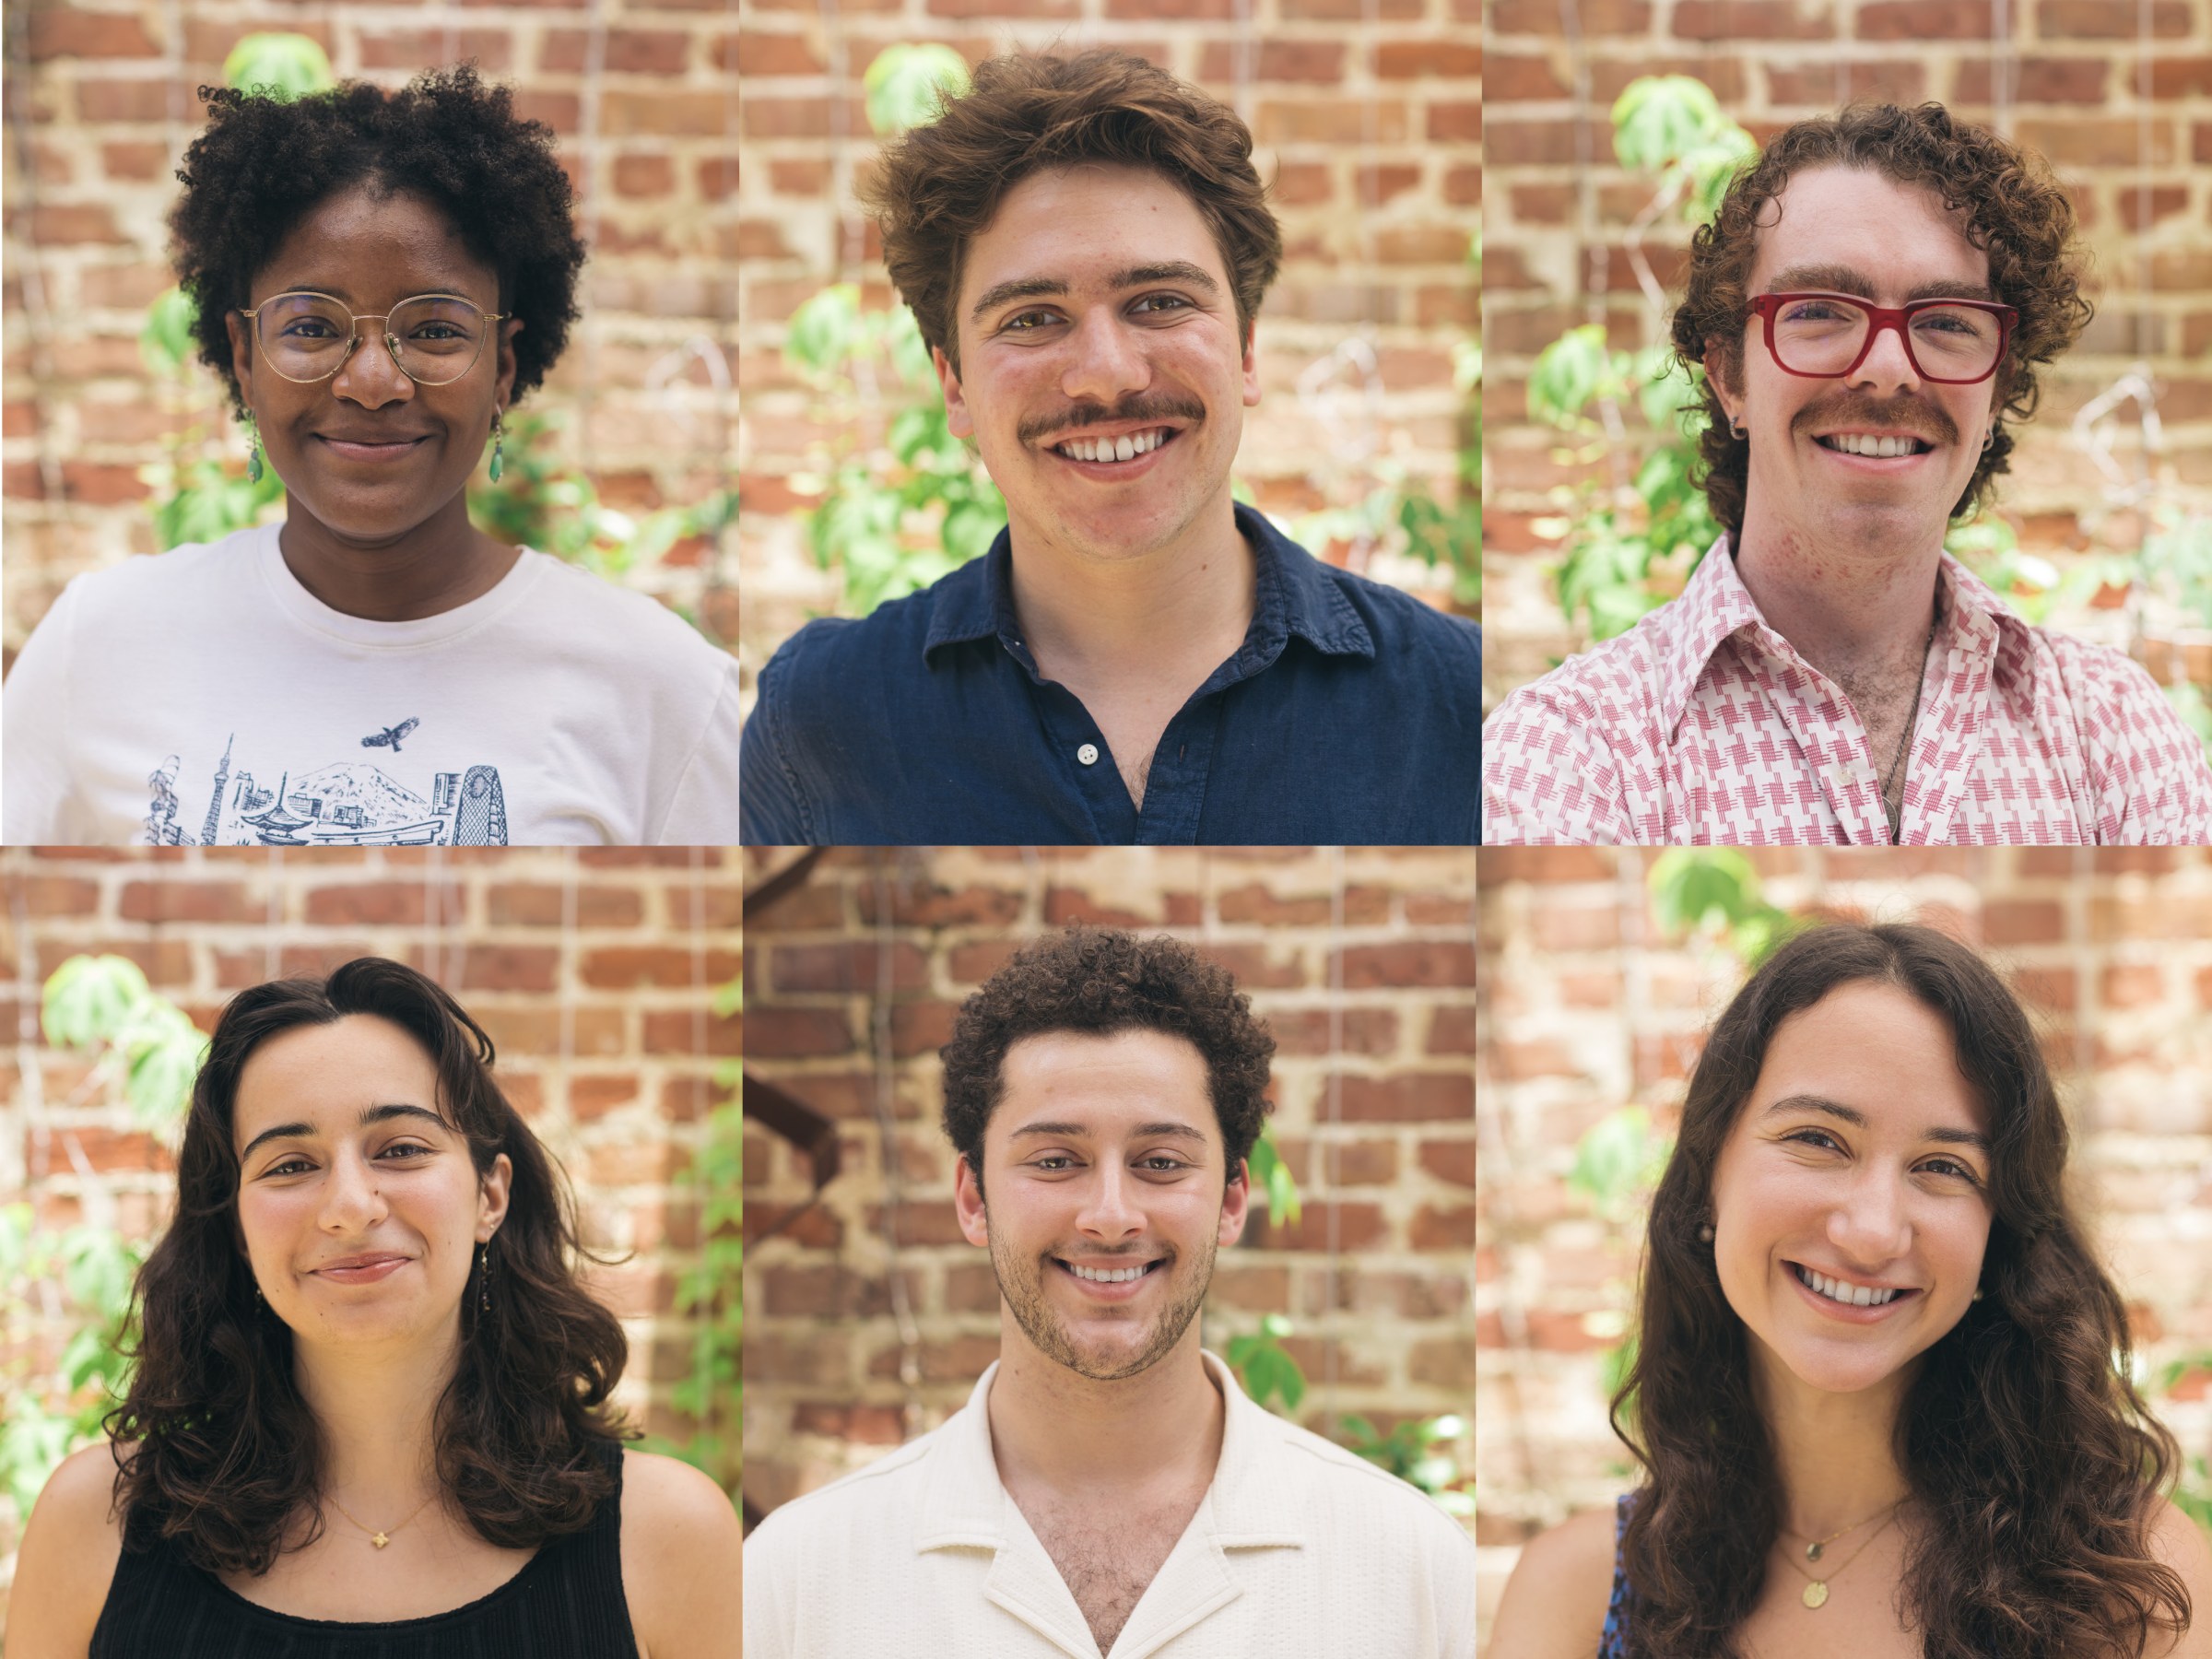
1077,743,1100,766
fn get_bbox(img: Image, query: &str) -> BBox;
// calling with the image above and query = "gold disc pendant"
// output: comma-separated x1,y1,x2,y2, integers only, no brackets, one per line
371,1533,391,1549
1802,1581,1829,1609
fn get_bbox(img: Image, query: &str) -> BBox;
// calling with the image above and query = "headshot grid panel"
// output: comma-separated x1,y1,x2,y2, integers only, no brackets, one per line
1479,0,2212,846
1,8,741,846
734,9,1480,845
1476,845,2212,1658
0,846,742,1650
739,846,1477,1654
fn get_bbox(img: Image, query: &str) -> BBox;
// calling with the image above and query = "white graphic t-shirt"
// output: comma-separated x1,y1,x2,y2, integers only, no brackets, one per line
2,522,741,845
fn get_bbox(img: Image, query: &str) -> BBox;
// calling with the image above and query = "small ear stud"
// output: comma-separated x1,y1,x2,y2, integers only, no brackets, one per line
1697,1222,1715,1242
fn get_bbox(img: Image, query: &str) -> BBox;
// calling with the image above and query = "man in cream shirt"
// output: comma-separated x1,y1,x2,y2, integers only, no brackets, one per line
742,929,1475,1658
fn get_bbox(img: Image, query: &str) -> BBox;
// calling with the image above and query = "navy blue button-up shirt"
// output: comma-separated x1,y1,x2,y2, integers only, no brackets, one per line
739,503,1481,844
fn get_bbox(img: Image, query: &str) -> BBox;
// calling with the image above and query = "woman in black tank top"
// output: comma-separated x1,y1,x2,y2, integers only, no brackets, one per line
7,959,740,1658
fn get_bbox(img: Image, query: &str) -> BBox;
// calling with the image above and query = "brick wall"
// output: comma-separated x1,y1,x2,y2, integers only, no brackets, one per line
741,845,1476,1525
735,1,1479,696
1475,845,2212,1654
0,845,740,1613
1482,0,2212,705
2,0,740,664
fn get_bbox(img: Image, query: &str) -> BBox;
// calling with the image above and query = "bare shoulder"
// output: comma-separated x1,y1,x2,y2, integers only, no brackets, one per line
1485,1505,1619,1659
4,1441,132,1659
618,1450,742,1659
2139,1496,2212,1659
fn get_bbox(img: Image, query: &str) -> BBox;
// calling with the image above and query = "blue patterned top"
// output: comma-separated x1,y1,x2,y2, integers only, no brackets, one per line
1596,1491,1636,1658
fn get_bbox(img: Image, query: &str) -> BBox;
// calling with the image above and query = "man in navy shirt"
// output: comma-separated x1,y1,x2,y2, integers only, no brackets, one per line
739,49,1481,845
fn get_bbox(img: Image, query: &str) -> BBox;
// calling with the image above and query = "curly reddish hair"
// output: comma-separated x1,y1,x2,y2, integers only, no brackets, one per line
1670,102,2092,544
857,49,1283,374
939,927,1276,1185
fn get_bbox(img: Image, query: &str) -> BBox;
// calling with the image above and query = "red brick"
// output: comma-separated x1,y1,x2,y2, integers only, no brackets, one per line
485,883,643,927
1255,100,1411,146
1428,1006,1477,1054
1408,1334,1476,1388
641,1010,740,1056
1217,882,1390,926
2149,57,2212,99
1374,39,1484,79
8,876,100,917
542,28,691,76
117,879,253,924
1491,0,1649,27
1484,53,1571,100
1336,942,1477,988
1419,1139,1477,1189
866,1335,1001,1382
28,11,159,59
1953,56,2108,104
359,29,513,71
612,154,675,199
737,1006,852,1058
858,881,1023,926
1768,61,1926,104
571,1074,641,1122
1983,900,2063,945
1196,40,1347,81
450,945,561,994
2016,117,2177,167
303,883,463,926
64,1126,172,1172
1249,1200,1388,1251
1859,0,1988,36
769,159,830,196
1268,1007,1399,1057
1672,0,1835,36
768,941,926,994
582,947,742,989
1335,1072,1474,1123
889,1000,957,1058
1411,1204,1477,1250
2038,0,2190,36
735,30,825,74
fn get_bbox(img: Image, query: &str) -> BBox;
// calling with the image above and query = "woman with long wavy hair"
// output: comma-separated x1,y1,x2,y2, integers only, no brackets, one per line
1489,923,2212,1659
6,957,738,1657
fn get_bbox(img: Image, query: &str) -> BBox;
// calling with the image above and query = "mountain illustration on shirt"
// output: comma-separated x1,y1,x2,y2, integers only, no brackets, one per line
145,729,509,846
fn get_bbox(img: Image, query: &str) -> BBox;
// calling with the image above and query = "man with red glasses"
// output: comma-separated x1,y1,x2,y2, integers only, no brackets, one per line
1483,103,2212,845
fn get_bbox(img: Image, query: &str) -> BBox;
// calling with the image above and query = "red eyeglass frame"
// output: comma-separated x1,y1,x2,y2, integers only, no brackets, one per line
1745,291,2018,384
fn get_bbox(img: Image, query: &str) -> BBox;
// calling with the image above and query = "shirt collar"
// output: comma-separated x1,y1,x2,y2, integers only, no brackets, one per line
921,503,1375,668
1653,531,2035,735
913,1348,1309,1553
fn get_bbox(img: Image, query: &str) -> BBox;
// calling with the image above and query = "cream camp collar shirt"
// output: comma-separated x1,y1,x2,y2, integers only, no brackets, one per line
742,1349,1477,1659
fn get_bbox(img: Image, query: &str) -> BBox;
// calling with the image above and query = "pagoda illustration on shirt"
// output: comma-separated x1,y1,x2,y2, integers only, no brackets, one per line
150,732,510,846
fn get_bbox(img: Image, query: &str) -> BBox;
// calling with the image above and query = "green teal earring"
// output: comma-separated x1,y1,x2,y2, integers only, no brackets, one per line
488,408,504,483
244,418,263,484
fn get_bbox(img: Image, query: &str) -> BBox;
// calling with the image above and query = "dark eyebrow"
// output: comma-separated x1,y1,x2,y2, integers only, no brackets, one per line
1762,1093,1991,1153
1007,1119,1210,1144
240,1101,451,1163
969,261,1220,324
1765,264,1996,304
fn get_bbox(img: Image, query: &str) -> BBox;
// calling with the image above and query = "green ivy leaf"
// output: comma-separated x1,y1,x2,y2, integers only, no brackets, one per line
223,32,335,101
1528,324,1613,429
863,44,971,137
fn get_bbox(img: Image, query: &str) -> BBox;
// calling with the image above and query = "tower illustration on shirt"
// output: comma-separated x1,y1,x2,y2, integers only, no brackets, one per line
149,729,511,846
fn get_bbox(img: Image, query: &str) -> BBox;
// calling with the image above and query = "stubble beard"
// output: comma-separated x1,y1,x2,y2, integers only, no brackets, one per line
988,1214,1218,1382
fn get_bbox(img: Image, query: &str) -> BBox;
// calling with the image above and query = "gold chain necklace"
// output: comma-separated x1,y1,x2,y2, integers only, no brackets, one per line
1883,616,1936,844
1775,1503,1900,1609
325,1488,438,1550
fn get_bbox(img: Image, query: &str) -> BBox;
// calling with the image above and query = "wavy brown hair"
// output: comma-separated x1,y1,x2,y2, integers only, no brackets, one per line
1613,923,2188,1659
1669,102,2093,544
940,927,1276,1186
858,48,1283,374
104,958,629,1576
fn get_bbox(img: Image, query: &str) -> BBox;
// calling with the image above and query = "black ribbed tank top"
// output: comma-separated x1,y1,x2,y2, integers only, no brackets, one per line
88,1441,638,1659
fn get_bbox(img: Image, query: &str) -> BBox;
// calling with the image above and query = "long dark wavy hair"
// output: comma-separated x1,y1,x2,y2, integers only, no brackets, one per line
1613,923,2188,1658
104,958,629,1576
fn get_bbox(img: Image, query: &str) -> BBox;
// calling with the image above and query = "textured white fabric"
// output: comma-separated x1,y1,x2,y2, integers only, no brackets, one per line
2,521,741,845
743,1350,1477,1659
1482,535,2212,845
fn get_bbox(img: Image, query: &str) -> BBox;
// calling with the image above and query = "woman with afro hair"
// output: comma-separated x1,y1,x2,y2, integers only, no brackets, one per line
1,65,740,847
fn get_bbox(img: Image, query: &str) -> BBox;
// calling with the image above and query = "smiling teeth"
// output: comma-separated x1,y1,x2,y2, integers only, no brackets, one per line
1056,429,1167,464
1795,1264,1902,1307
1068,1263,1149,1282
1825,433,1924,458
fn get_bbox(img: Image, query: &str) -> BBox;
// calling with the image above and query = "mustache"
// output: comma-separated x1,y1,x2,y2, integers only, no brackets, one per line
1794,391,1959,448
1017,394,1207,446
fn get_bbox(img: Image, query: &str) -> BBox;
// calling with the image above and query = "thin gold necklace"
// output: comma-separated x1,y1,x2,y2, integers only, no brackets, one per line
1775,1503,1901,1608
1883,617,1936,844
325,1488,438,1550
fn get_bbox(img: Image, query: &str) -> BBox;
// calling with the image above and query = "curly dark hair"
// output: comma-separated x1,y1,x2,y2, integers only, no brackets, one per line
858,49,1284,374
104,957,630,1577
1614,924,2188,1659
939,928,1276,1184
1670,102,2093,544
170,64,584,418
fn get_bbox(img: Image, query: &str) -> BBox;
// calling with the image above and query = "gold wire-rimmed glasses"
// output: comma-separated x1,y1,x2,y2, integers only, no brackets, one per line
237,290,508,386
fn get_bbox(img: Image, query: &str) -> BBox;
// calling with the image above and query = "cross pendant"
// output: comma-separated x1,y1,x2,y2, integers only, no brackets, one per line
371,1532,390,1548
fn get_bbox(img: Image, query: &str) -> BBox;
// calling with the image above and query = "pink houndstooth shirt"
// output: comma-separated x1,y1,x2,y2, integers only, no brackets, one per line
1483,535,2212,845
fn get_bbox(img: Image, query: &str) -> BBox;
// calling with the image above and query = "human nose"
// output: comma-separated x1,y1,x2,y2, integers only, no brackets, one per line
318,1147,391,1234
1059,309,1150,406
328,320,417,406
1074,1160,1146,1241
1845,308,1923,393
1828,1169,1912,1262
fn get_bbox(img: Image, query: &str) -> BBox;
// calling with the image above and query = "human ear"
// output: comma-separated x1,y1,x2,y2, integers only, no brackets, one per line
494,316,523,409
953,1153,990,1247
1702,343,1742,428
477,1152,512,1239
1240,320,1261,409
1218,1157,1251,1247
227,310,255,415
933,345,974,441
